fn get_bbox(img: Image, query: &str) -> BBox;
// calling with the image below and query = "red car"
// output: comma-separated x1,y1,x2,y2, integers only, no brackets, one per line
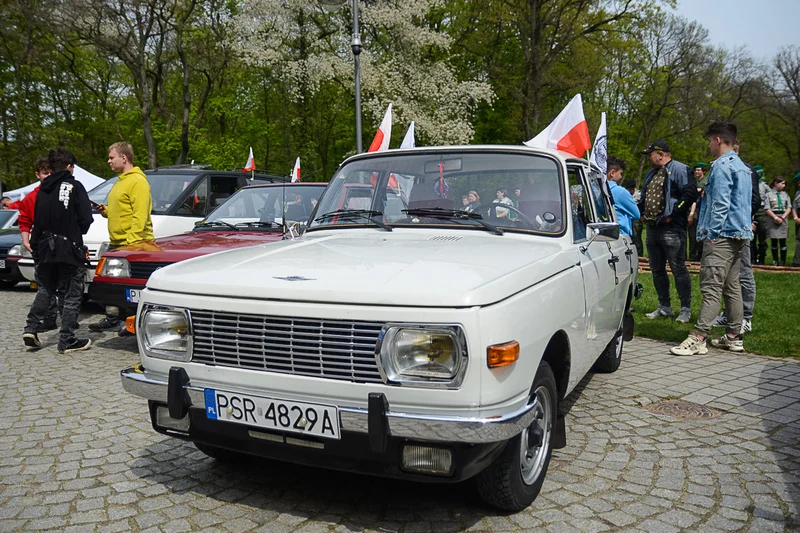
89,182,326,319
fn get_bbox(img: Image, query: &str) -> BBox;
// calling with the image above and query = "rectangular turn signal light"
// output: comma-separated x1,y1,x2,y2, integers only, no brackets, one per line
95,257,106,276
487,341,520,368
126,315,136,335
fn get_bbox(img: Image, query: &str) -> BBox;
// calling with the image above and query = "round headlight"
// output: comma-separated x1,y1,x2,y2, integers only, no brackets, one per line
379,326,466,385
143,309,190,354
101,257,130,277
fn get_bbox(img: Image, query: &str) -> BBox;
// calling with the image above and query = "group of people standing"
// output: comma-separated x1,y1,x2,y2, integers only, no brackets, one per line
20,142,153,353
603,123,778,356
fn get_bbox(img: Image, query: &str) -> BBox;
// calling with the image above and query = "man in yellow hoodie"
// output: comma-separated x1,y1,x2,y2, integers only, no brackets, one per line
90,141,154,332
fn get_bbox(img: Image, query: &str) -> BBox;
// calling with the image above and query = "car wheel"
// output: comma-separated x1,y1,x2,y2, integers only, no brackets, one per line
592,327,623,373
476,360,557,511
194,442,247,462
0,280,18,290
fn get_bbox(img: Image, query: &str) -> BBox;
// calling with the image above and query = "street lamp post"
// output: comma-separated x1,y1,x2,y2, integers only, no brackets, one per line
320,0,363,153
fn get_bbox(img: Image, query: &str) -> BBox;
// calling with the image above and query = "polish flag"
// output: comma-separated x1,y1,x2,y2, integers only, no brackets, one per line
291,157,300,182
524,94,591,158
242,147,256,172
400,121,415,149
368,103,392,152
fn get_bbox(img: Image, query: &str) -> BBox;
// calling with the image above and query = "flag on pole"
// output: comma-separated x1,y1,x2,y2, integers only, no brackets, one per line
291,157,301,182
368,103,392,152
400,121,415,149
242,147,256,172
524,94,591,158
589,112,608,177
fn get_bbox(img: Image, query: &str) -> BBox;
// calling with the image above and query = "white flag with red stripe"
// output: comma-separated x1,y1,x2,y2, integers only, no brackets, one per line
400,121,415,149
291,157,300,182
242,147,256,172
524,94,591,158
368,103,392,152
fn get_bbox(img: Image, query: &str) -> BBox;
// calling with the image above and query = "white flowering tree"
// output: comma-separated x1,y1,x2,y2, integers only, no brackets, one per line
232,0,493,146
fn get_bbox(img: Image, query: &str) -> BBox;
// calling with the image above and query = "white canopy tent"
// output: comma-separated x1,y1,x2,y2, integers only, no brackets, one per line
3,165,105,201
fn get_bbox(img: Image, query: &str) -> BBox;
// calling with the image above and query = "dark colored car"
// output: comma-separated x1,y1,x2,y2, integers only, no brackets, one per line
89,182,327,318
0,229,25,289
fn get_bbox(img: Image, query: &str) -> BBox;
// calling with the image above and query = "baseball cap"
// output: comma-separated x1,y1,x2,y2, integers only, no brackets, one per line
641,140,670,154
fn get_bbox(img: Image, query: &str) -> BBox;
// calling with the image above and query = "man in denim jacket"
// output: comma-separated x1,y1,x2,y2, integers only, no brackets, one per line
671,122,753,356
638,140,698,323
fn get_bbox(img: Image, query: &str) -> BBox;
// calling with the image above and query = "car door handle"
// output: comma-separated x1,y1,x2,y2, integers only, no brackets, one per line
608,255,620,265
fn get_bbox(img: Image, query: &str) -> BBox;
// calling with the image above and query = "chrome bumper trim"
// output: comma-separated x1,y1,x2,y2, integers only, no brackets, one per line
121,365,533,444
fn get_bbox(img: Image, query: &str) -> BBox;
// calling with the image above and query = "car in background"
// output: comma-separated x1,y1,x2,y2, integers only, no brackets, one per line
17,168,287,286
0,210,19,229
0,228,25,289
90,182,326,320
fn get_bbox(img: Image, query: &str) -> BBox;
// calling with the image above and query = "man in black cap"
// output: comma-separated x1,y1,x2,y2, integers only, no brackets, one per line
638,140,698,323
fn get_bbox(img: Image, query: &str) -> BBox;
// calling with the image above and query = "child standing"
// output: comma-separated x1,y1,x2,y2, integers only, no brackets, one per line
765,176,792,265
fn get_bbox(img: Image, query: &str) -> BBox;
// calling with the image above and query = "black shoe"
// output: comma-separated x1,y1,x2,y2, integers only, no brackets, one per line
37,319,58,333
23,332,41,348
118,328,135,337
57,338,92,354
89,318,119,332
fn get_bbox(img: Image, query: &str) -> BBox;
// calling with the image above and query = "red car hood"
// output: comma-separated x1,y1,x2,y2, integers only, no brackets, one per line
104,230,284,262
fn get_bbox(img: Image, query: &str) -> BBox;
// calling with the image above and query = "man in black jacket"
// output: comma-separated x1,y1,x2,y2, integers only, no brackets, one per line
639,140,698,324
22,148,93,353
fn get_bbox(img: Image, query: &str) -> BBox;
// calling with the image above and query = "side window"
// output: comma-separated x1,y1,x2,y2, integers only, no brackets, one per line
587,169,614,223
208,176,241,213
567,167,592,242
177,177,208,217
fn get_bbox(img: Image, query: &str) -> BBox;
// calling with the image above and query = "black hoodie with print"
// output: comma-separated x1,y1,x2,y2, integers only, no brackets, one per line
31,170,93,266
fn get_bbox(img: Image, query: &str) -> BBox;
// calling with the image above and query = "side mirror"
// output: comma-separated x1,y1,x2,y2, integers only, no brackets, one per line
580,222,620,253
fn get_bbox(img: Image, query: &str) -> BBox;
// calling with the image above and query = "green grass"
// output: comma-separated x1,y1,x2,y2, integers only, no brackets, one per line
633,271,799,358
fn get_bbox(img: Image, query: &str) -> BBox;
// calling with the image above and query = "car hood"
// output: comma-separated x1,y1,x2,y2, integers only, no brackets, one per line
106,230,283,263
147,230,576,307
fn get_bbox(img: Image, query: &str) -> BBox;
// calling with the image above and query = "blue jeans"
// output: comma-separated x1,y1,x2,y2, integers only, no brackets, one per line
646,224,692,309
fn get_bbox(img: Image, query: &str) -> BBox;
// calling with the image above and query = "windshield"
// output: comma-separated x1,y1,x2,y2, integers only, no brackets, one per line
88,177,116,204
309,151,565,235
0,210,17,228
206,185,327,226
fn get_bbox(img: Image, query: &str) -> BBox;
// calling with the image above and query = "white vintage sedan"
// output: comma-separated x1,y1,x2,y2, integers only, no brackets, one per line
121,146,639,511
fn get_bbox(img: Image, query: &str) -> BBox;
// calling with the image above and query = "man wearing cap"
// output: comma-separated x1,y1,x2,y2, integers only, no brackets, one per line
638,139,698,323
687,162,707,261
793,173,800,267
751,165,771,264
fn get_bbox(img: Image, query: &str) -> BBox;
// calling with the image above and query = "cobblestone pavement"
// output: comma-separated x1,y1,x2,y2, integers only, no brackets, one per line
1,286,799,533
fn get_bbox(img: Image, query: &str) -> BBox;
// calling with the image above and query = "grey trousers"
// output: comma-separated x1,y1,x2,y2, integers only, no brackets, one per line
25,264,85,346
694,238,745,337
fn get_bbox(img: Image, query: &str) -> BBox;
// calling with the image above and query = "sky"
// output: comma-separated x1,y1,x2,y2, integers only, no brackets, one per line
673,0,799,60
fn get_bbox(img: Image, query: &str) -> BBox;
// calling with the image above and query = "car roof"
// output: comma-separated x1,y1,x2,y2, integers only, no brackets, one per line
144,168,287,180
341,145,588,166
241,181,329,190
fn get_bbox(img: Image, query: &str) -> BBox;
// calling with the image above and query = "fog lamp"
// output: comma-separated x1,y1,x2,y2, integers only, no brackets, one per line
401,445,453,476
155,406,190,432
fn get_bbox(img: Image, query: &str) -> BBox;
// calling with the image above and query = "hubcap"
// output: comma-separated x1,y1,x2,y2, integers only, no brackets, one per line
519,386,552,485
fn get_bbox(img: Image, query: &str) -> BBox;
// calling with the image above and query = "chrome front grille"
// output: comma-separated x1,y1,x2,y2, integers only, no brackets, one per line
190,310,385,383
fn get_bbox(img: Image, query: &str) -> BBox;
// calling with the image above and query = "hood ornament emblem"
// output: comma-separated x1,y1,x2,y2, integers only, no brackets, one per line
273,275,315,282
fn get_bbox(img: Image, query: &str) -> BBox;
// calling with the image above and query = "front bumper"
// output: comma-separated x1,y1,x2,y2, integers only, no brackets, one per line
88,278,145,314
121,364,535,445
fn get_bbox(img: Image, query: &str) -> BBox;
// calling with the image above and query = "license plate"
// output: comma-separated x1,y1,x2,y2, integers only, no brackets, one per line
204,389,340,440
0,259,5,269
125,289,140,303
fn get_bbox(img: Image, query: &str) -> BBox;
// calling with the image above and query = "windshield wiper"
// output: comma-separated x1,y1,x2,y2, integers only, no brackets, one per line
195,220,239,231
314,209,392,232
235,221,283,230
403,208,503,236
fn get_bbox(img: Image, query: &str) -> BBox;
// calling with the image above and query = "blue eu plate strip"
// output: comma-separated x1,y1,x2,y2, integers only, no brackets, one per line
204,389,218,420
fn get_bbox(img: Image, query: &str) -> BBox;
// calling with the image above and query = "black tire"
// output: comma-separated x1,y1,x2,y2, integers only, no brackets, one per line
0,280,18,290
194,442,247,462
476,360,558,511
592,328,623,373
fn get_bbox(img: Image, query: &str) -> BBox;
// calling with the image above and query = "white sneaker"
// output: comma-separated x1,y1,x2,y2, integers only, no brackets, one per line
646,306,674,319
670,335,708,356
711,314,727,328
740,319,752,334
675,307,691,323
711,334,744,352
